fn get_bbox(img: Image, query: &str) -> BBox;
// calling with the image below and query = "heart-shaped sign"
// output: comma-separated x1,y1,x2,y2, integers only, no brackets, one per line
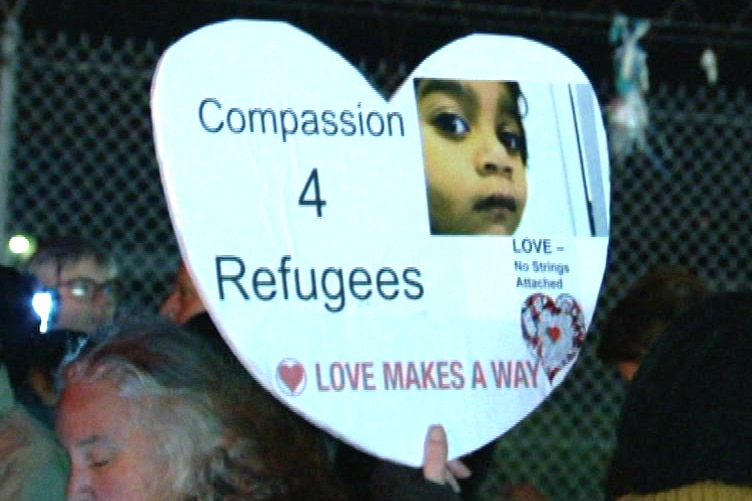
151,19,610,466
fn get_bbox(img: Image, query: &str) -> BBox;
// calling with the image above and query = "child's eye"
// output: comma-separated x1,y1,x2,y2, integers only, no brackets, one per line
498,129,525,156
430,112,470,138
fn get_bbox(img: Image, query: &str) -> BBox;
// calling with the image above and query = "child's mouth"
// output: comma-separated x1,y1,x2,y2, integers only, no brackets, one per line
473,194,517,216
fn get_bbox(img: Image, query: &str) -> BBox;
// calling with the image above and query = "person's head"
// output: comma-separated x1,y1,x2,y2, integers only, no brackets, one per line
57,319,341,501
159,261,205,325
0,264,85,417
27,236,118,335
597,267,707,381
415,78,528,235
605,291,752,498
0,265,40,372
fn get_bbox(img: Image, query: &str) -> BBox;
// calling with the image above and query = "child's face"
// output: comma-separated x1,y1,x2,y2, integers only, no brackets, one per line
418,80,527,235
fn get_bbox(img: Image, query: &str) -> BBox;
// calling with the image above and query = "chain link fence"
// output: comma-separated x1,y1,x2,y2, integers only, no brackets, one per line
6,31,176,314
3,25,751,501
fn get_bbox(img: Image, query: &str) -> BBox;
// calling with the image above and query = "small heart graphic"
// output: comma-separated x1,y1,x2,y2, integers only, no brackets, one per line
547,326,562,342
521,293,586,382
277,359,306,395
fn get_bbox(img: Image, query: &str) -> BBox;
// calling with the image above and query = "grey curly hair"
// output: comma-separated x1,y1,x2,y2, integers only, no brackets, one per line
60,319,340,500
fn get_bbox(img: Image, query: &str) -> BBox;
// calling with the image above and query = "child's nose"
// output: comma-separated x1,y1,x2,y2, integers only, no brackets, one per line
475,136,515,177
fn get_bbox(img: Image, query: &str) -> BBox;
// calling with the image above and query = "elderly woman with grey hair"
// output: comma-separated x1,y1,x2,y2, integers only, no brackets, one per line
56,317,477,500
55,319,346,501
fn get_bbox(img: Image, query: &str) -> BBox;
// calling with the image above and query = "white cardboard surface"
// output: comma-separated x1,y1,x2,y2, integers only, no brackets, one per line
151,19,610,466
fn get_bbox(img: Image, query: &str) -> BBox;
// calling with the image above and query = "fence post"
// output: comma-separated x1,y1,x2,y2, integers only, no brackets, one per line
0,15,21,264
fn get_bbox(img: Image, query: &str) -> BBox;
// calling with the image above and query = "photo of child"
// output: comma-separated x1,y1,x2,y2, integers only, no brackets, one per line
414,78,528,235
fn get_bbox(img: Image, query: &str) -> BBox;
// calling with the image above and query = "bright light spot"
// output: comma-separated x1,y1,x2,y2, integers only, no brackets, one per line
8,235,30,254
32,291,54,333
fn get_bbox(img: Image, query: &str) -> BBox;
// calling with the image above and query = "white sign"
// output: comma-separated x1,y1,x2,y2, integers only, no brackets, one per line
151,19,610,466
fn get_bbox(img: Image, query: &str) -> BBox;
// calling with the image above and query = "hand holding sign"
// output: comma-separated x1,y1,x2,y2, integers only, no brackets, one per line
151,19,609,465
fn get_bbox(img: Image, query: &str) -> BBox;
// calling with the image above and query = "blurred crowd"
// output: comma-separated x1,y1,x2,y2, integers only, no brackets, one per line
0,235,750,500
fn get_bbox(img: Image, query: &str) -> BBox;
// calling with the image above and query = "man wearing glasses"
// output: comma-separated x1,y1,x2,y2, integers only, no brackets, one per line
11,236,119,428
27,236,118,336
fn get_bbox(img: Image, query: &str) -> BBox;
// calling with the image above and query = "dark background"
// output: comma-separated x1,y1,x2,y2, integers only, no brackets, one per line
6,2,752,499
14,0,752,91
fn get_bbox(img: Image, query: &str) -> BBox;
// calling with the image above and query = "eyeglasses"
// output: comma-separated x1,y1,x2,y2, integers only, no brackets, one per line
57,277,119,301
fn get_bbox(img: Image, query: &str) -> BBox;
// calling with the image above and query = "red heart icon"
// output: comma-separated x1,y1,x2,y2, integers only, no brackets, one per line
521,293,586,382
547,326,562,342
277,360,305,394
